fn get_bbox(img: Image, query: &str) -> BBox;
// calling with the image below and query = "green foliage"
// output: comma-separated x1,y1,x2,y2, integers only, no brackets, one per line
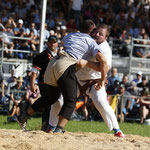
0,115,150,137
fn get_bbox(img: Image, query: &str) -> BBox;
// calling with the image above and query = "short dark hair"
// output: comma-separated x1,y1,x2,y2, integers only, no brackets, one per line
81,20,95,34
97,24,111,38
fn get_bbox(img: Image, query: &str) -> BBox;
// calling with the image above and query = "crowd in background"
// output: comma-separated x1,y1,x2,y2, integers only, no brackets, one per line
1,0,150,57
0,0,150,123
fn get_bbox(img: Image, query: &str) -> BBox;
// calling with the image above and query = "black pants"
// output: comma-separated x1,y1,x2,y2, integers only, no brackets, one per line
57,64,77,120
31,64,77,121
31,84,60,113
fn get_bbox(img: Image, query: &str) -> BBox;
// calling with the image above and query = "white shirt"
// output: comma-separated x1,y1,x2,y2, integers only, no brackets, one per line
76,41,112,80
72,0,83,11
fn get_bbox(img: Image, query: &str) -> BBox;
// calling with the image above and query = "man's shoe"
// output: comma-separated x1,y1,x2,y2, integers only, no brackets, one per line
45,125,56,133
21,122,27,131
16,114,30,131
114,130,125,138
53,127,65,134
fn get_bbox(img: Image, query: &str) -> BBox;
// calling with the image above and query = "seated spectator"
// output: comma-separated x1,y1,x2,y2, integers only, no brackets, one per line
1,10,8,24
38,23,49,40
66,18,77,32
5,16,17,29
127,81,140,116
117,84,132,121
136,88,150,123
120,74,131,91
0,17,6,32
137,76,149,93
133,71,142,85
26,22,38,38
23,67,32,89
3,25,14,58
14,19,26,36
107,67,121,89
25,80,40,105
27,29,39,58
1,71,18,105
60,25,68,39
8,76,27,117
17,40,30,59
46,14,56,30
54,26,62,40
107,80,120,95
0,71,4,104
134,28,150,58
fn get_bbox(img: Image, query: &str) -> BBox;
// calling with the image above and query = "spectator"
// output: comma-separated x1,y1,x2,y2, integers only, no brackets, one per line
3,25,14,58
38,23,49,40
23,66,32,89
14,19,26,36
66,18,77,32
69,0,83,29
136,88,150,123
27,29,39,58
133,71,142,85
60,25,68,39
107,67,121,89
134,28,150,58
26,22,38,37
137,76,149,92
1,10,8,24
107,80,120,95
9,76,27,123
25,80,40,105
0,17,6,32
0,71,4,104
1,71,18,105
5,16,17,29
120,74,131,91
46,14,56,30
118,84,132,121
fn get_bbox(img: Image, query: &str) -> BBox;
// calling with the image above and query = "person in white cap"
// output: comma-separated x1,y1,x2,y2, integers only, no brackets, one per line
14,19,26,36
60,25,68,39
133,71,142,85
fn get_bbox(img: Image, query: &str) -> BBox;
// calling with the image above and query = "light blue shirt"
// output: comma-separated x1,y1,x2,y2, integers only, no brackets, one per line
62,32,99,60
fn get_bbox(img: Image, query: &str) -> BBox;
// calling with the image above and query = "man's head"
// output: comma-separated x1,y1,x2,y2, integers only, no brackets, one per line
122,74,128,84
119,84,125,94
81,20,96,35
91,24,110,44
111,67,118,77
47,35,59,51
136,71,142,80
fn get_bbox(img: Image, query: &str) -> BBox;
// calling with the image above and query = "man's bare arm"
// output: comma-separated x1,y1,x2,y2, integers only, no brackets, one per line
96,51,108,81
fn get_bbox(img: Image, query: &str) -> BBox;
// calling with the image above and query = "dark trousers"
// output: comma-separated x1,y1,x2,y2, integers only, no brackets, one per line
57,64,77,120
31,64,77,122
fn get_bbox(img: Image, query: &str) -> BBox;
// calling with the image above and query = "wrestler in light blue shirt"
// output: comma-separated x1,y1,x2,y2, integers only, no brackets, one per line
62,32,100,60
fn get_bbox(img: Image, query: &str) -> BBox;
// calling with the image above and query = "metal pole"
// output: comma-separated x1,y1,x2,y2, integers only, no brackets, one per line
128,38,134,80
39,0,47,53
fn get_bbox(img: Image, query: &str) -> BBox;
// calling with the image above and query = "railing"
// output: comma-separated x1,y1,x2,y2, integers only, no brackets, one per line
0,35,150,79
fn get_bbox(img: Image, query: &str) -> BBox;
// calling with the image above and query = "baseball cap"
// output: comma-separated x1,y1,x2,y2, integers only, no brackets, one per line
18,19,23,24
137,71,142,76
13,72,19,78
48,35,58,43
61,25,67,30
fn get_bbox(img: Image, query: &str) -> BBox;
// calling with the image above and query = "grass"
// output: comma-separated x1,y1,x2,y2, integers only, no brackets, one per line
0,114,150,137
